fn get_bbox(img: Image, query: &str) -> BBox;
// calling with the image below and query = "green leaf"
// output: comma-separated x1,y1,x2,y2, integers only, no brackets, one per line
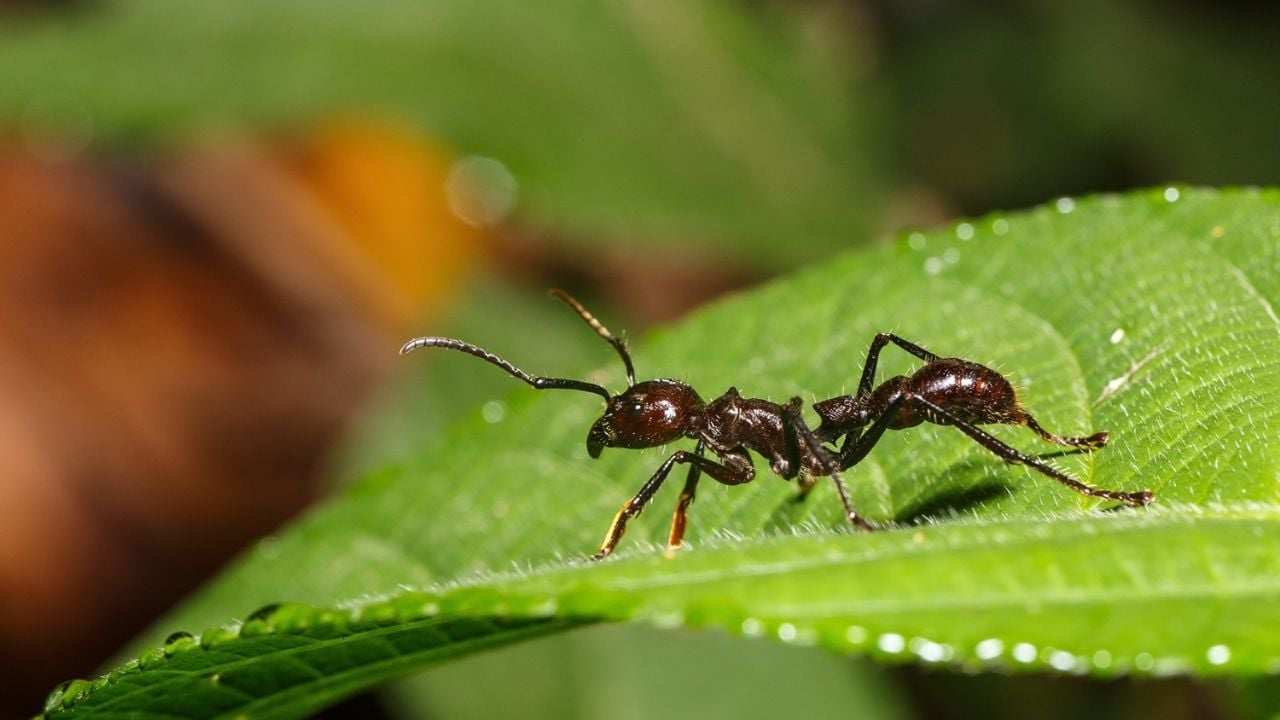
43,188,1280,718
0,0,881,266
43,603,583,719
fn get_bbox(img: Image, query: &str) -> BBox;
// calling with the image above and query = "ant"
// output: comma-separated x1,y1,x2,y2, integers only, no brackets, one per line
401,290,1152,560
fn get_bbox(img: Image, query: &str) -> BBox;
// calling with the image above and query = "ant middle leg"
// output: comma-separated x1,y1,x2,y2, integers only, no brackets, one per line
595,447,753,560
856,333,941,397
816,336,944,442
782,398,876,531
833,394,909,472
778,398,818,500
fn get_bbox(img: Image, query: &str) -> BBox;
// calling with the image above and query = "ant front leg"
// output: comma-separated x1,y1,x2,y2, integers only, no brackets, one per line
667,440,705,550
782,398,876,531
856,333,940,397
594,447,753,560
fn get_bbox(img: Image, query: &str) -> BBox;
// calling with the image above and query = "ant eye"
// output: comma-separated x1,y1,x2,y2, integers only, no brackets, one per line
628,401,644,416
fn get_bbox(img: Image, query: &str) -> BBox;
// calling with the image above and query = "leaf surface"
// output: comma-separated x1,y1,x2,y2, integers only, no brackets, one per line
44,189,1280,718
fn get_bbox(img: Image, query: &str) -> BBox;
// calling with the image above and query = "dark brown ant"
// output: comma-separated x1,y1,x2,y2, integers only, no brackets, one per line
401,291,1152,559
811,333,1154,507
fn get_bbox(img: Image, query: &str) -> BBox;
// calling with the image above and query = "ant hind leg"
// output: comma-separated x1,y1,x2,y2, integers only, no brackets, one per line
911,395,1151,507
1023,413,1108,451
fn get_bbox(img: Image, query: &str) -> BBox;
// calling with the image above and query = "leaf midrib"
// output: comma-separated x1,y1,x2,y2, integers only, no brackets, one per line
428,509,1277,596
91,617,582,714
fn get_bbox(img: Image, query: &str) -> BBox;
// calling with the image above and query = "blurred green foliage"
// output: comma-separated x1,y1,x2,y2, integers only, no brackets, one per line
874,2,1280,211
0,0,881,266
4,0,1277,262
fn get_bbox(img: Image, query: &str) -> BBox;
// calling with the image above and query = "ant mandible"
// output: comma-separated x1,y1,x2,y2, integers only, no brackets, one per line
401,290,1152,560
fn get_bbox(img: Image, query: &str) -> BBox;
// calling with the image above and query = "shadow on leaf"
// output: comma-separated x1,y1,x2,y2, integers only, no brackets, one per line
896,477,1012,526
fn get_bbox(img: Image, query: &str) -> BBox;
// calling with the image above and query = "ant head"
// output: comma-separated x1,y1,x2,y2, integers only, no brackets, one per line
546,291,703,455
587,380,704,458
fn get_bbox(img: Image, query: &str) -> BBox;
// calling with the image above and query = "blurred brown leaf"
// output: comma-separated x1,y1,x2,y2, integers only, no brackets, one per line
0,123,483,712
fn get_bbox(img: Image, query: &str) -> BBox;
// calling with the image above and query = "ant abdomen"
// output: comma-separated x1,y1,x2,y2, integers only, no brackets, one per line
900,358,1024,427
816,358,1023,436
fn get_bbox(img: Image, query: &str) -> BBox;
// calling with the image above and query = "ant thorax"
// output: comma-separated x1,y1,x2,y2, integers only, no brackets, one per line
701,390,792,456
813,394,873,440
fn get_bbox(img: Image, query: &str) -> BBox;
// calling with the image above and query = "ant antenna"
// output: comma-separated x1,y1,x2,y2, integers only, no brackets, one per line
399,336,611,402
549,289,636,387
